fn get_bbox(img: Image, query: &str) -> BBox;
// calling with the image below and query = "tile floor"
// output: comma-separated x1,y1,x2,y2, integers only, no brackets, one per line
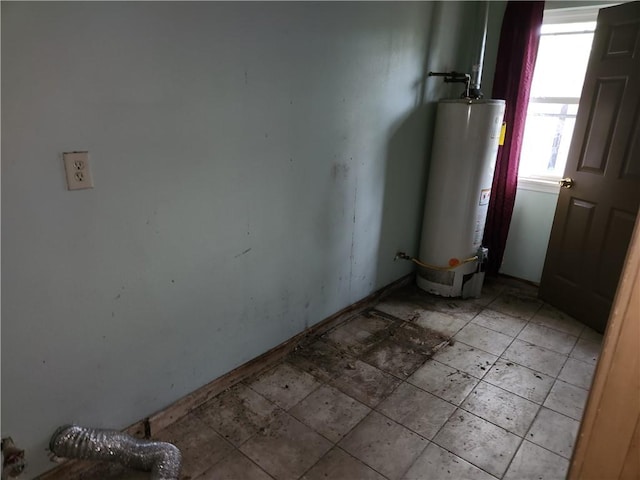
61,276,604,480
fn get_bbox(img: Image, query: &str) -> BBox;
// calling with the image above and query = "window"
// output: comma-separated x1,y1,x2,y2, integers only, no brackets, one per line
517,7,609,184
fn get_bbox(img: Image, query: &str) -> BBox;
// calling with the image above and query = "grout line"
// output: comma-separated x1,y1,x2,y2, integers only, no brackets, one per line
470,308,530,337
529,316,587,338
372,383,456,439
519,404,576,462
427,413,505,479
332,445,393,480
491,306,545,478
396,442,433,480
502,333,582,471
206,449,276,480
499,429,526,478
406,367,481,406
431,339,499,379
519,436,579,462
398,404,464,477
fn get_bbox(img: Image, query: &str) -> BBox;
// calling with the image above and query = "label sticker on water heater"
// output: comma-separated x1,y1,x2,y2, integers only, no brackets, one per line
479,189,491,206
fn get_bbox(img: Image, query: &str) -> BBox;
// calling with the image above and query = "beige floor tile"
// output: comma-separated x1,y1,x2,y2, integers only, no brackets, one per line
339,411,428,480
501,280,540,297
503,440,569,480
453,323,513,356
433,409,519,478
324,314,392,355
399,321,450,347
154,413,234,479
483,359,554,404
517,323,578,355
502,339,567,377
383,286,480,321
360,338,429,379
531,304,584,336
195,383,281,446
247,362,322,410
461,381,540,436
287,340,350,382
375,299,424,322
570,337,601,364
361,322,447,379
543,380,589,421
471,308,527,337
471,278,506,307
289,384,370,443
426,298,483,322
239,412,332,480
526,408,580,459
488,291,542,321
580,326,603,344
329,358,401,408
558,357,596,390
196,450,273,480
402,443,498,480
301,447,386,480
408,360,479,405
377,382,456,439
414,310,470,337
340,312,393,336
433,341,498,378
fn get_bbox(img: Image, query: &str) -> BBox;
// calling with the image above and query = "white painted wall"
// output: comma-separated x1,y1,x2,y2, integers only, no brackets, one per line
1,2,499,476
501,184,560,283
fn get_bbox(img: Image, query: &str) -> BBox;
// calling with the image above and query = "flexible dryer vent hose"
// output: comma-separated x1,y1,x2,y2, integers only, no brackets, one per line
49,425,181,480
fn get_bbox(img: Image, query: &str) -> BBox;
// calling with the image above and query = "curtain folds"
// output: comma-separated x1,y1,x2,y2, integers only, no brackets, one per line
483,1,545,275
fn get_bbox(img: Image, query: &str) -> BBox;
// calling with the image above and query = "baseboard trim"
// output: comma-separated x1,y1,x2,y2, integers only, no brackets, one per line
39,273,413,479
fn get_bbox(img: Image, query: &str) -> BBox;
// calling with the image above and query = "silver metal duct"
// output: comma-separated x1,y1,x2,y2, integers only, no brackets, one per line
49,425,181,480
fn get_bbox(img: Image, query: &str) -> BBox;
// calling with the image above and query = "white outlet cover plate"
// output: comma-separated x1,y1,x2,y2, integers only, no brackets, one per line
63,151,94,190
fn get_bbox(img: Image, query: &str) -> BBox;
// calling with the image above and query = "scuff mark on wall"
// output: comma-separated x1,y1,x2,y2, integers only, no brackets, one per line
234,248,252,258
349,175,358,296
331,163,350,181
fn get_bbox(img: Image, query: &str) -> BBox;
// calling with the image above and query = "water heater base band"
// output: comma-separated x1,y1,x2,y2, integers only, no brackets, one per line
416,255,485,299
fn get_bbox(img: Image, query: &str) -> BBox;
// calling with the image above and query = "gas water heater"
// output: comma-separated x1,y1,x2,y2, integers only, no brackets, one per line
416,98,505,298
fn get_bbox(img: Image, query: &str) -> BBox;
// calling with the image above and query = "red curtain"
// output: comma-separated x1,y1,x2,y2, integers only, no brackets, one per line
483,1,545,275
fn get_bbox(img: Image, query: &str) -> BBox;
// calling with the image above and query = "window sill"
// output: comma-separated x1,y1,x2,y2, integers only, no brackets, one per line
517,177,561,194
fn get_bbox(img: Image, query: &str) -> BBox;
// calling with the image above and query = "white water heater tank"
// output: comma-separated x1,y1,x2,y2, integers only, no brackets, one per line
417,98,505,298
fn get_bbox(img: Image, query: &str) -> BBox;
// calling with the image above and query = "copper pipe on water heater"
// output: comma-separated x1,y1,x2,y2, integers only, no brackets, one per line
470,1,490,99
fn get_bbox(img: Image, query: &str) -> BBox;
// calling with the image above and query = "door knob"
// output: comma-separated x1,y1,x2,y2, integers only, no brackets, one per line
559,178,574,189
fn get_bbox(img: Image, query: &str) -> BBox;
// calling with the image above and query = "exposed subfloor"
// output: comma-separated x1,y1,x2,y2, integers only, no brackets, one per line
51,276,603,480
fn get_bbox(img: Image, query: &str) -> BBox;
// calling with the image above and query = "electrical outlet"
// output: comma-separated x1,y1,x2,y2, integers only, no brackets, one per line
63,151,94,190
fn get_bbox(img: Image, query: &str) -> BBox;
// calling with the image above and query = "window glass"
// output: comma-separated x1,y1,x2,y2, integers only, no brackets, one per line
541,21,596,34
518,20,595,180
530,32,594,99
